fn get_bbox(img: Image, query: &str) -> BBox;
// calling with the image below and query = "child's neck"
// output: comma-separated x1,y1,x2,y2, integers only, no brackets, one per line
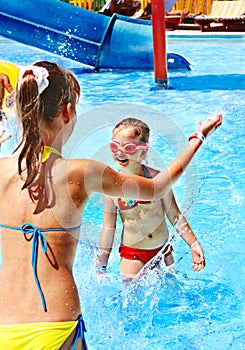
123,163,145,176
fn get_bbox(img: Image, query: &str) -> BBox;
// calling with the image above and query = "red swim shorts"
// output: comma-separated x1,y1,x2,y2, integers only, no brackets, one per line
119,244,173,265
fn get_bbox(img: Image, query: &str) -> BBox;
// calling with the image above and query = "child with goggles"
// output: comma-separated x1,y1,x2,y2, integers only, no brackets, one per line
97,117,208,282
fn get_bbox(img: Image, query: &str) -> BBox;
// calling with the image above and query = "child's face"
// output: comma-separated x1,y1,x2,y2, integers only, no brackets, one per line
111,127,148,171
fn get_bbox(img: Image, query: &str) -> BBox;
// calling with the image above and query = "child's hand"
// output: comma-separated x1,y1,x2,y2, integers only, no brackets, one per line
191,242,205,272
197,113,222,139
0,129,12,146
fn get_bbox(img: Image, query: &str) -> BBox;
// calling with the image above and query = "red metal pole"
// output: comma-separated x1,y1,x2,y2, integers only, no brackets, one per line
151,0,168,89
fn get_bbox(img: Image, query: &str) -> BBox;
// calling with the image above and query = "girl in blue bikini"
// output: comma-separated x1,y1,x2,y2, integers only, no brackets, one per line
0,61,222,349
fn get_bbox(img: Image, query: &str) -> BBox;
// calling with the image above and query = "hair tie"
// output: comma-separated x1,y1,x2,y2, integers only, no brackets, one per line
22,70,34,78
18,65,49,94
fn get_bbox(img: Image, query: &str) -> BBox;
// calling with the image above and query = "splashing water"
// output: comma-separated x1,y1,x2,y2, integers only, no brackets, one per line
0,34,245,349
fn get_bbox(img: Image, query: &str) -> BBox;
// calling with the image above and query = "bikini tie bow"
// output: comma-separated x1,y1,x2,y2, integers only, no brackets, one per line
21,222,48,311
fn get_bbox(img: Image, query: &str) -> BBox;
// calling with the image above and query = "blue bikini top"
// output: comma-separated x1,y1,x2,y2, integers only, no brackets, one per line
0,222,81,312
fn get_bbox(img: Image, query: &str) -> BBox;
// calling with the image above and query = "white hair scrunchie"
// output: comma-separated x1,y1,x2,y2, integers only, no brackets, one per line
18,65,49,94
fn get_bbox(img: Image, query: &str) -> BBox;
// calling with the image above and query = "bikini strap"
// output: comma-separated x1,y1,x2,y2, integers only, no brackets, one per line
72,315,88,350
0,222,81,312
0,223,81,232
142,164,148,178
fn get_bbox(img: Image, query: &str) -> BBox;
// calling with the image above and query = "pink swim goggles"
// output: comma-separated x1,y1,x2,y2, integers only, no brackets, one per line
109,141,149,155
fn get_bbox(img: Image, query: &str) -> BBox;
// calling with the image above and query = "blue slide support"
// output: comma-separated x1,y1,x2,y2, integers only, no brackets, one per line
0,0,190,71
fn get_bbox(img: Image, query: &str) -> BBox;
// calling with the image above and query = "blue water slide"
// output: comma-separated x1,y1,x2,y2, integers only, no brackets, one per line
0,0,190,71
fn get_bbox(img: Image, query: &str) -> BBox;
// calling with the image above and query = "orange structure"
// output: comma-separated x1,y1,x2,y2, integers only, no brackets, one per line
69,0,213,13
173,0,213,15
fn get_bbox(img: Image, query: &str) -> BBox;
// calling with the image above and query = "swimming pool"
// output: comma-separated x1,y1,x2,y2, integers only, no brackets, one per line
0,33,244,349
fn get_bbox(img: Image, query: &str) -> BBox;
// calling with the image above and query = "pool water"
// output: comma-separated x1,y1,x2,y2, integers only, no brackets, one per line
0,34,244,349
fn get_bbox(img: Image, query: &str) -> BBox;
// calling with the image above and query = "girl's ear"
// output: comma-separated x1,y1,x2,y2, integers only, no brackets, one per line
62,103,72,124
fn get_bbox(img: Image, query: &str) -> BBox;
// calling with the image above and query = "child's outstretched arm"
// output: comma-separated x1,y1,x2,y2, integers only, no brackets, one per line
160,113,223,198
142,113,223,201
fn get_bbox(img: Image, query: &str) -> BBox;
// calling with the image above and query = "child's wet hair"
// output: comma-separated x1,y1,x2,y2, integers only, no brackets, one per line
15,61,80,189
113,117,149,142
